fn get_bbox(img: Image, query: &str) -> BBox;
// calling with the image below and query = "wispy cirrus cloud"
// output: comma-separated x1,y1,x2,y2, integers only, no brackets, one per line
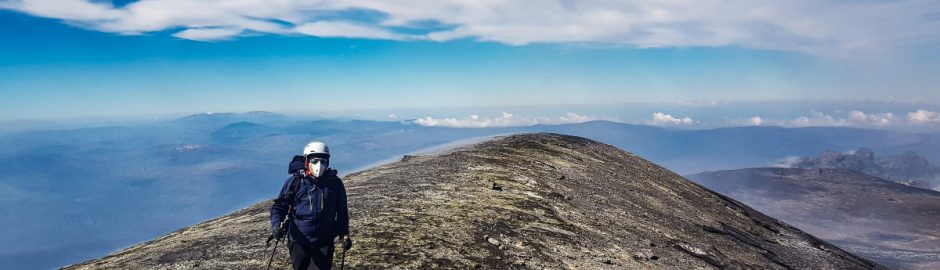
1,0,121,21
2,0,939,56
295,21,410,40
173,27,243,41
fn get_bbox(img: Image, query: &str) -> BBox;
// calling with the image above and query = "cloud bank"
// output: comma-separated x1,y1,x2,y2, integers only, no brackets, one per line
3,0,939,55
411,109,940,129
411,112,613,128
750,109,940,128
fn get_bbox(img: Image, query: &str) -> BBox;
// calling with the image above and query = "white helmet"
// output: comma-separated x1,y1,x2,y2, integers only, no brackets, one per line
303,141,330,178
303,141,330,159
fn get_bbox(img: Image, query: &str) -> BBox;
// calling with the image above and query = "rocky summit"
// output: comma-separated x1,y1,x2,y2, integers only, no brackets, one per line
64,133,884,269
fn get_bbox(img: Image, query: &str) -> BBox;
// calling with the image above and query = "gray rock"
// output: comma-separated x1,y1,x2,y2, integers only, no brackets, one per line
487,237,500,246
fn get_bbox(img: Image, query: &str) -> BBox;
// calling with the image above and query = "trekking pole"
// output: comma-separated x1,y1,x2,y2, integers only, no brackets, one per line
265,236,281,270
340,246,347,270
266,211,290,270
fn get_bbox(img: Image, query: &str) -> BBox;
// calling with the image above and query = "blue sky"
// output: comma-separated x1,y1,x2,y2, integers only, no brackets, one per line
1,0,939,129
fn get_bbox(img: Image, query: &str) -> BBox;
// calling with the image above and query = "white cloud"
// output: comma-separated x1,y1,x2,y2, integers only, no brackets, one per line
780,109,940,127
650,112,696,125
413,112,526,128
749,116,762,126
2,0,938,55
725,116,763,126
295,21,411,40
847,110,895,126
173,27,243,41
2,0,121,21
557,112,593,123
411,112,612,128
783,111,848,127
907,109,940,124
387,113,398,119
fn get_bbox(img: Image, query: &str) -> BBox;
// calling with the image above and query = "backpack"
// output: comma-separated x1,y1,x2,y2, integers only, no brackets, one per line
277,155,307,204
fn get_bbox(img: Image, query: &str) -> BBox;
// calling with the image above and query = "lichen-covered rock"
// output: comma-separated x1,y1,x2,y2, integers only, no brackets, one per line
64,133,885,269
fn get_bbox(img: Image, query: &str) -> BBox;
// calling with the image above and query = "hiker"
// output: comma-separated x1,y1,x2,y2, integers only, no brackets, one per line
270,141,352,270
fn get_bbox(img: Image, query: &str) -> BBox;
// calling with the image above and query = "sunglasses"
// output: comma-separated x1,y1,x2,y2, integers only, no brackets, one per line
307,157,329,163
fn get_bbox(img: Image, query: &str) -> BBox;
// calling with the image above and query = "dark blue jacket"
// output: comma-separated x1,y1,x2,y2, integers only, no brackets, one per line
270,170,349,247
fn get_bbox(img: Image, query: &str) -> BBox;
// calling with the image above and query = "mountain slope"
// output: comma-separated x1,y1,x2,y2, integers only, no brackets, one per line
787,148,940,190
64,133,883,269
688,168,940,269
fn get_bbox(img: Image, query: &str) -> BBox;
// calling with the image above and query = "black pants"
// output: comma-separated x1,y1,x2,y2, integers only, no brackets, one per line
289,241,334,270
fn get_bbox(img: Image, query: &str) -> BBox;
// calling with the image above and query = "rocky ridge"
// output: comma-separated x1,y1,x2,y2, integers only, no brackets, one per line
64,133,884,269
689,168,940,269
789,148,940,190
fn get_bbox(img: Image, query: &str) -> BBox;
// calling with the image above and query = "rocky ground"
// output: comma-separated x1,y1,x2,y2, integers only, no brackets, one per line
64,133,884,269
689,168,940,270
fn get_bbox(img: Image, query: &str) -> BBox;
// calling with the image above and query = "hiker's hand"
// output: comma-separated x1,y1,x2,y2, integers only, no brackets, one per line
272,226,286,239
343,235,353,250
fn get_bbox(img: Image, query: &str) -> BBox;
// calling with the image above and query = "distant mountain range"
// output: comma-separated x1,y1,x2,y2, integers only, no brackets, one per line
688,168,940,270
65,134,885,270
783,148,940,190
2,111,939,269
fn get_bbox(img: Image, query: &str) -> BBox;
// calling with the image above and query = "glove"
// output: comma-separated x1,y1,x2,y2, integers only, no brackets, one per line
272,226,286,239
266,226,287,247
343,236,353,251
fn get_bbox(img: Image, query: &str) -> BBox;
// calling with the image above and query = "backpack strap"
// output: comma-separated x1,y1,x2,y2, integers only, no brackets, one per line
289,175,303,201
280,155,307,203
270,174,304,245
280,174,304,203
